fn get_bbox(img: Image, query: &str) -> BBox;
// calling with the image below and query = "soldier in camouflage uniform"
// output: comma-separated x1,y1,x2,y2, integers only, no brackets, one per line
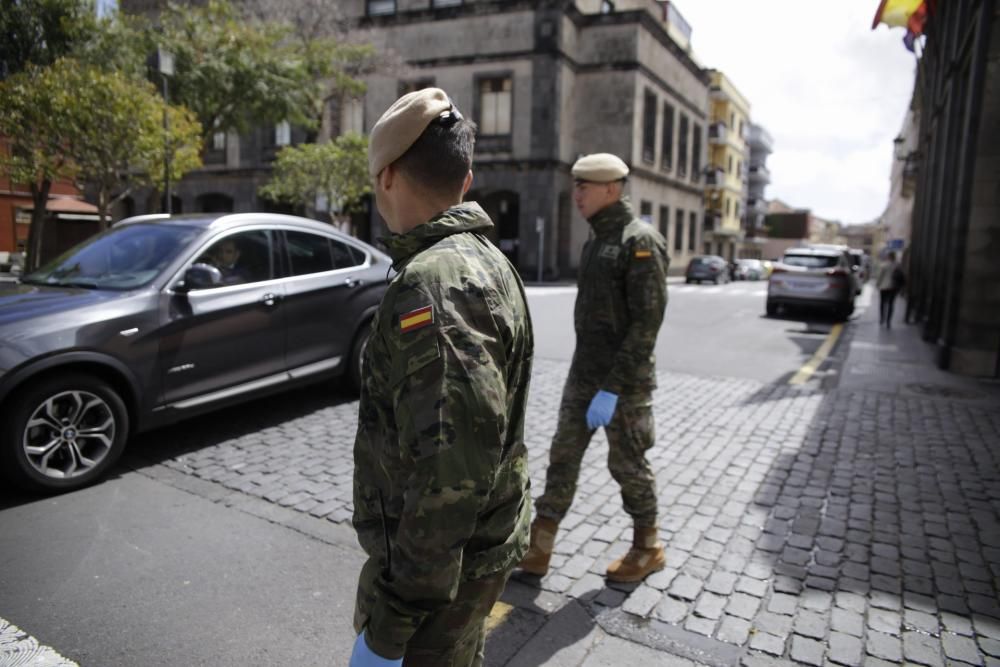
350,88,534,667
518,153,669,584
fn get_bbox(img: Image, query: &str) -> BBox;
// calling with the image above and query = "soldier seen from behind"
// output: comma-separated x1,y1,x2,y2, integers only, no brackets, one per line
349,88,534,667
518,153,670,584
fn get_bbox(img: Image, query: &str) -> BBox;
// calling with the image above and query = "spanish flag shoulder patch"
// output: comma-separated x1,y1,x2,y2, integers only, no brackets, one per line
634,249,653,259
400,305,434,333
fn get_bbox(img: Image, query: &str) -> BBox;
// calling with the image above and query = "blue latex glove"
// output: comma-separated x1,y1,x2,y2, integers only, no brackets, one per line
586,390,619,429
349,632,402,667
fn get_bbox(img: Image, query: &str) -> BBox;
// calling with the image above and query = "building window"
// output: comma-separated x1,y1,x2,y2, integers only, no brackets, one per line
661,103,674,172
674,208,685,252
688,211,697,251
739,119,744,138
341,97,364,135
212,131,226,151
367,0,395,15
432,0,462,6
735,202,741,218
275,121,291,147
642,89,657,164
726,198,731,216
640,200,653,223
728,155,733,174
677,113,689,178
691,123,702,182
659,205,669,239
729,112,735,128
737,159,742,178
478,77,512,136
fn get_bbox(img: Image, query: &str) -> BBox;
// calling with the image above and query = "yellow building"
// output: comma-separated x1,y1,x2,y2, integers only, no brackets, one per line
703,70,750,261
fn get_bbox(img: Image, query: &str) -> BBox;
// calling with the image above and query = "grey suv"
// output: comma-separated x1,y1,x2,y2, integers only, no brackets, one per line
0,213,391,493
766,246,856,320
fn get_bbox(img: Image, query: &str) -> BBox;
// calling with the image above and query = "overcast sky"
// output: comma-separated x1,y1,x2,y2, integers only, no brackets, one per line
674,0,918,224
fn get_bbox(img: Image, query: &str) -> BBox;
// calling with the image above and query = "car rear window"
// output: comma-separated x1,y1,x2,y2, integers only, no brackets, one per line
782,254,839,269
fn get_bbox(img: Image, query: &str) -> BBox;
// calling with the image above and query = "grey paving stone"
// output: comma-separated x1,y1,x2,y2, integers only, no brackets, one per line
749,631,786,656
753,611,794,639
941,632,982,665
736,576,768,598
980,637,1000,658
829,632,864,667
942,612,975,636
767,587,801,615
704,571,738,595
726,592,762,620
694,592,728,620
669,574,704,601
867,631,903,662
654,595,689,624
903,609,939,635
643,566,679,591
836,591,868,613
622,585,662,618
684,614,717,637
902,630,944,667
794,610,828,640
832,607,865,637
716,615,752,645
868,608,902,636
791,635,826,666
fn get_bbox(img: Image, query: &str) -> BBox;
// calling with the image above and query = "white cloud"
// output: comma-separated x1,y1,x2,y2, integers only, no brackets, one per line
674,0,918,223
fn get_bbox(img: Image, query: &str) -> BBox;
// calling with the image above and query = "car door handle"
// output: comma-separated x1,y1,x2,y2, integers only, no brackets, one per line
341,277,363,288
261,292,281,307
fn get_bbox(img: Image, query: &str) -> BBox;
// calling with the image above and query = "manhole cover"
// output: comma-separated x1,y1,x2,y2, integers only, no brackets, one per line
906,383,984,400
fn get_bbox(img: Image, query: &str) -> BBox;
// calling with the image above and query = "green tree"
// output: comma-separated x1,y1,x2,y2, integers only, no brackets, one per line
156,0,316,143
259,133,370,231
0,0,94,79
54,60,203,228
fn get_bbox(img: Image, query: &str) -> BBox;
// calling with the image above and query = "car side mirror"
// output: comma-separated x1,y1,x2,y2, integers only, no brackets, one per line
179,263,223,292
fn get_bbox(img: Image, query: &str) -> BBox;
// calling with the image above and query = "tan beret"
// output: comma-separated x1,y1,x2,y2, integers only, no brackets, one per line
571,153,629,182
368,87,455,177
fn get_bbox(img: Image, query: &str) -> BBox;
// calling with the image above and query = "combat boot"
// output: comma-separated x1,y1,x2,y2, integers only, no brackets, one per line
606,525,665,583
518,517,559,576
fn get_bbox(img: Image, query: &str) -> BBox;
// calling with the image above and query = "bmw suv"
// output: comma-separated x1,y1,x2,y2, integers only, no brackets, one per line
0,213,391,493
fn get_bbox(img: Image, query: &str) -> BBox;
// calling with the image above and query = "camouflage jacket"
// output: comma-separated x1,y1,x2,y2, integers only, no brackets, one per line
572,198,668,394
352,203,534,659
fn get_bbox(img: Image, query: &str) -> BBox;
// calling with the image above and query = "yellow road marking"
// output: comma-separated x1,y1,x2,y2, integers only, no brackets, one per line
485,601,514,634
789,323,844,385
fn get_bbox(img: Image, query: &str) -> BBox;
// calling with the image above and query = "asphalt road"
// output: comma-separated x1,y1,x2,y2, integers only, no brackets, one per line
526,278,871,385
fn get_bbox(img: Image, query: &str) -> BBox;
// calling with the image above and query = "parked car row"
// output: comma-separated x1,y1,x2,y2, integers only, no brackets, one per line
0,213,392,493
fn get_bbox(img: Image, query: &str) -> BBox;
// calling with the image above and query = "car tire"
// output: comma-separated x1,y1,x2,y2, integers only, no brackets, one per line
766,300,778,317
349,320,373,393
685,278,693,284
1,373,129,494
714,276,722,285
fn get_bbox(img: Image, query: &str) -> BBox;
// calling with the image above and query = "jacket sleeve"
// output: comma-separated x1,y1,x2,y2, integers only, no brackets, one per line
601,235,668,394
364,284,508,659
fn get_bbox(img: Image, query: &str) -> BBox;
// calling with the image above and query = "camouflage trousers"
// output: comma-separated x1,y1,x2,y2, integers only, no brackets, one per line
535,373,658,527
354,558,510,667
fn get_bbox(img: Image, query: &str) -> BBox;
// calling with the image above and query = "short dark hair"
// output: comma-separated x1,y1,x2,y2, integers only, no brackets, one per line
395,116,477,194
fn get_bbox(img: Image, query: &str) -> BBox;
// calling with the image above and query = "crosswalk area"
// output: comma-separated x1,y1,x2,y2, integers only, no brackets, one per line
669,281,768,297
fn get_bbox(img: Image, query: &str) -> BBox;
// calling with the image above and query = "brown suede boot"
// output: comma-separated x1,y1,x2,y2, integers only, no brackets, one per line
518,517,559,576
606,525,666,583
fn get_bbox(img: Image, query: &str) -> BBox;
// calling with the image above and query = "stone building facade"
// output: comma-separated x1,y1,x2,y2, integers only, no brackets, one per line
123,0,711,278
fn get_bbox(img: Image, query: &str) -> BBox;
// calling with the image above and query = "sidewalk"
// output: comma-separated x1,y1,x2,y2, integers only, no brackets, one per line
498,293,1000,666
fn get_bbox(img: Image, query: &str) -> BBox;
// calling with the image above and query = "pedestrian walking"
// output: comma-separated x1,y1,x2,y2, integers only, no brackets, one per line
350,88,534,667
518,153,670,583
876,250,904,328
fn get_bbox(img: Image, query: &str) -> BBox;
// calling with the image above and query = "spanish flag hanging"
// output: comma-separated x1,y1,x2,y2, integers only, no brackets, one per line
871,0,923,29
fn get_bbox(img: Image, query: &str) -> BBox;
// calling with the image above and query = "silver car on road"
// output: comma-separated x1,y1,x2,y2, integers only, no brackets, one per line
766,246,856,320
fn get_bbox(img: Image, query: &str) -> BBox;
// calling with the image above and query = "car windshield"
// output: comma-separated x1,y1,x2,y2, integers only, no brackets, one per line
782,253,840,269
22,223,201,290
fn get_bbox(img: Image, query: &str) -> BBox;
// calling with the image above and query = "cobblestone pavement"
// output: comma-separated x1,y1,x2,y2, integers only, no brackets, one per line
140,346,1000,666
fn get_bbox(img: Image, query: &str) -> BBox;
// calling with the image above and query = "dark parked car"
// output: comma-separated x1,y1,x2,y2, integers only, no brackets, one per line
685,255,730,284
0,213,391,493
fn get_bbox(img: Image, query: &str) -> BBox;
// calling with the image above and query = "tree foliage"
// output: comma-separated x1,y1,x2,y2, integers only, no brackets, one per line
156,0,317,142
259,133,370,227
0,0,95,79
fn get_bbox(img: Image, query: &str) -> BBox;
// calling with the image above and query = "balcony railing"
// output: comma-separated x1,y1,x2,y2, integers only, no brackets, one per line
708,122,727,145
704,167,725,186
748,164,770,183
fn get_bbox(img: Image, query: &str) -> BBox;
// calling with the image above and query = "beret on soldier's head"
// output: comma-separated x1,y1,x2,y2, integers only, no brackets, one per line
368,87,459,177
571,153,629,183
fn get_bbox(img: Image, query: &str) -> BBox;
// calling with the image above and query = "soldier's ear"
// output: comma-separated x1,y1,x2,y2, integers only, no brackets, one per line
462,170,473,195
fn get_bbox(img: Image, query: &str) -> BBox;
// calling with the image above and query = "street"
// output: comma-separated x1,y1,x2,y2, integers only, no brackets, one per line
2,281,1000,667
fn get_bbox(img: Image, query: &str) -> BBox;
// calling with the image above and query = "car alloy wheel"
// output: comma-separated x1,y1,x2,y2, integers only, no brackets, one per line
23,390,116,480
3,374,129,492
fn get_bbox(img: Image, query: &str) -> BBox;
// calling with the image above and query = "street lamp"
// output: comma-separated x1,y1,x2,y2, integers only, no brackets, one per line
152,46,174,214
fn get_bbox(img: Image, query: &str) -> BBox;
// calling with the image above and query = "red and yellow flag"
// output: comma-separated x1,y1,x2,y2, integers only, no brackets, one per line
871,0,923,29
400,305,434,333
